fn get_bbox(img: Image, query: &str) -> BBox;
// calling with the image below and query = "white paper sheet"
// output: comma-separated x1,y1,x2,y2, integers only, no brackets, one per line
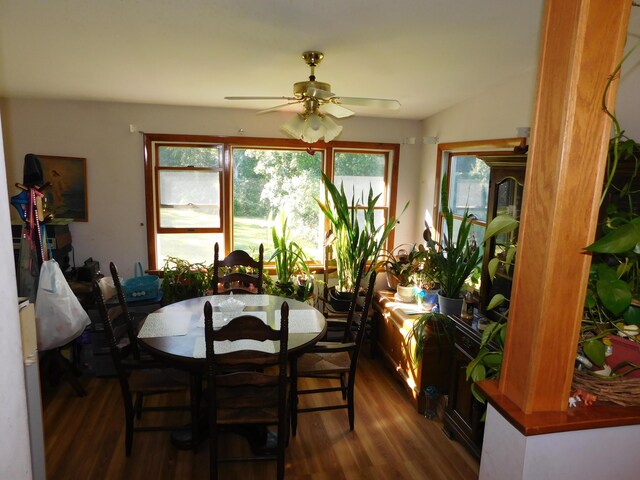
275,309,323,333
137,313,190,338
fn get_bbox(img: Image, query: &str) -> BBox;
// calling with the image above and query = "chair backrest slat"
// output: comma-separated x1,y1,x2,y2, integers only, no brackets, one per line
212,243,264,294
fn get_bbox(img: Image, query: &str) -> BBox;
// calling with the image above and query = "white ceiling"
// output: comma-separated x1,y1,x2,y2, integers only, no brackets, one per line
0,0,546,120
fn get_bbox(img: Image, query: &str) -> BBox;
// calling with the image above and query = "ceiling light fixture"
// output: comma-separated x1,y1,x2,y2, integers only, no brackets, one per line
281,98,343,143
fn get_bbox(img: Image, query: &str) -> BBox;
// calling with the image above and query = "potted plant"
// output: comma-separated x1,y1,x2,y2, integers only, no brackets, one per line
425,175,482,315
579,137,640,377
315,172,406,311
382,243,439,302
408,311,454,364
267,211,315,302
161,256,213,305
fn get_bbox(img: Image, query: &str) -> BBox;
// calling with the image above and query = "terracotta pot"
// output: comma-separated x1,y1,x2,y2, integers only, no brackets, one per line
608,335,640,378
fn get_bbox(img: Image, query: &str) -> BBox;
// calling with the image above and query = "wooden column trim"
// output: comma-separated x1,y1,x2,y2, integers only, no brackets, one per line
498,0,631,413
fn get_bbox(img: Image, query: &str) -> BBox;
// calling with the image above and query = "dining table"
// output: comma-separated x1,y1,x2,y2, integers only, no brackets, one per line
137,294,327,368
135,293,328,451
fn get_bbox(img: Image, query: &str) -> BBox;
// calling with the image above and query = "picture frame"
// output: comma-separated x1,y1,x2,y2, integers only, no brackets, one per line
38,155,88,222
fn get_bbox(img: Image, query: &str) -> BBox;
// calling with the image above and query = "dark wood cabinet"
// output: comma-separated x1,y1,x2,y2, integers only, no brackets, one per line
442,314,494,460
478,154,527,319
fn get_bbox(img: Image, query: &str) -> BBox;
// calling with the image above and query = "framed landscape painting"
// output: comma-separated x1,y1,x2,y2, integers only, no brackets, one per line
38,155,88,222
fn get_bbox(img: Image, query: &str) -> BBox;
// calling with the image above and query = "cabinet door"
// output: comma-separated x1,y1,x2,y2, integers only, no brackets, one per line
478,156,526,318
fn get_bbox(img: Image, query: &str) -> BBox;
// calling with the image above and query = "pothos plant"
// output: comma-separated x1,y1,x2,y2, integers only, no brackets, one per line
465,213,518,402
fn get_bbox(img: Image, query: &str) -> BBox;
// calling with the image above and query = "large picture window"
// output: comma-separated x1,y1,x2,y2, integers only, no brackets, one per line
144,135,400,270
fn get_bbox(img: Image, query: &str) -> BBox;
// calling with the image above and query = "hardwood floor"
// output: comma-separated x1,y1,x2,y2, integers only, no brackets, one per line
42,349,479,480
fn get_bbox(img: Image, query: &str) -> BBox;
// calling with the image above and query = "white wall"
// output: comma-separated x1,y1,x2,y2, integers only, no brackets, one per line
1,99,422,277
418,68,537,225
480,404,639,480
0,110,33,478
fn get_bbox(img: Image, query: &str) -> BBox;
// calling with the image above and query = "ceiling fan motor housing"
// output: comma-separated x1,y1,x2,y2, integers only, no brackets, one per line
294,80,331,98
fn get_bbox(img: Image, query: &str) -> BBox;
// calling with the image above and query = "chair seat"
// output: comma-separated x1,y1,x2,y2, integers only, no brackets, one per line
129,368,190,393
297,351,351,375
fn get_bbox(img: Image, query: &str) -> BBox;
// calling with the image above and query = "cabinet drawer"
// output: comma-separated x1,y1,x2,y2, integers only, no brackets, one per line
454,329,480,357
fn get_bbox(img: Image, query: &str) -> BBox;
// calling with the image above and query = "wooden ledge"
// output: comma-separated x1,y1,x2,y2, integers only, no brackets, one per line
477,380,640,436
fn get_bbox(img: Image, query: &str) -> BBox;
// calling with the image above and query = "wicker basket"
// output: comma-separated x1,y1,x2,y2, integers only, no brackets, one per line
572,369,640,407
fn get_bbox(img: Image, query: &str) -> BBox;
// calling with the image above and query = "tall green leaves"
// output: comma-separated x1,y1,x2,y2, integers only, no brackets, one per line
426,174,482,298
315,172,405,292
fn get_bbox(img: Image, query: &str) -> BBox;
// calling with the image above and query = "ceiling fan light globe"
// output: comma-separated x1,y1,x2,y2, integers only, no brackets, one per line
281,114,306,138
301,121,325,143
307,113,322,131
322,116,343,142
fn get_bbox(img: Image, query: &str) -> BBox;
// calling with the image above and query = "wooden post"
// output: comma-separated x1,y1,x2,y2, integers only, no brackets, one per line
498,0,631,413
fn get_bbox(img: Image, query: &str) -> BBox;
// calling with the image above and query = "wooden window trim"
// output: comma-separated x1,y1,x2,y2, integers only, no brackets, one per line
144,134,401,270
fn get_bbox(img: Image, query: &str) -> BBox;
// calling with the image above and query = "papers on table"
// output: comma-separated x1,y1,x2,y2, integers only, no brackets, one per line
208,294,269,307
192,337,278,358
398,305,432,316
137,313,190,338
196,310,267,328
276,309,323,333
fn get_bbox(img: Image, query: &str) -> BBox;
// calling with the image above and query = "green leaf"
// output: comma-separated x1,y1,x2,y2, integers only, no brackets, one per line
482,352,503,369
488,257,499,281
583,338,606,367
469,363,486,383
484,214,518,242
487,294,506,311
585,217,640,253
596,277,633,315
505,245,517,275
623,305,640,326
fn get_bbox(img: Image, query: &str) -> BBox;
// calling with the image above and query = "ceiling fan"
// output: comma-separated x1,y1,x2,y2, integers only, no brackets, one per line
224,51,401,143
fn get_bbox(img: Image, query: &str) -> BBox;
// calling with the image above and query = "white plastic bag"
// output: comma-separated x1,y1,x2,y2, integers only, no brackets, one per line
35,259,91,351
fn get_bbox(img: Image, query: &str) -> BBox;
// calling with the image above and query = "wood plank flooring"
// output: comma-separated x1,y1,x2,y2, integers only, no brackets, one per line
42,350,479,480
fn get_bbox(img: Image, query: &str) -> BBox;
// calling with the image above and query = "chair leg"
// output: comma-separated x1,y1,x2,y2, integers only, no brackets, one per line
191,373,201,453
290,358,298,437
348,385,355,431
125,411,134,456
340,373,348,400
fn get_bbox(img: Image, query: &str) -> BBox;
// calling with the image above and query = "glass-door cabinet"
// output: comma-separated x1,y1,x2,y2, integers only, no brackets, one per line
478,155,527,320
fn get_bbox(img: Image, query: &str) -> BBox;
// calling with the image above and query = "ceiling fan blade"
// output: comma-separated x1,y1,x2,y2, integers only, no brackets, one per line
257,101,303,114
306,86,335,100
225,96,297,101
320,103,355,119
334,97,401,110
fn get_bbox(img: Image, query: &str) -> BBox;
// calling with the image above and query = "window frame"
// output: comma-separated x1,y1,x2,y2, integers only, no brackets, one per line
144,134,400,271
154,142,224,234
434,138,526,240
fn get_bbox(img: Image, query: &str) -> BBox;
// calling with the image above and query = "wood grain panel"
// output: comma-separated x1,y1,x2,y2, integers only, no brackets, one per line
498,0,632,413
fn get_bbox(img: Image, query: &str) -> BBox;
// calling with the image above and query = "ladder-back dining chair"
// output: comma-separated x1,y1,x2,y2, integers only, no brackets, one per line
93,280,193,456
203,300,289,480
212,243,264,294
290,267,376,435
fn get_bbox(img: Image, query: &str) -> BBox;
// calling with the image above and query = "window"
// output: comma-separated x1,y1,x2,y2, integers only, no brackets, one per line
144,135,400,270
231,147,324,260
435,138,525,246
